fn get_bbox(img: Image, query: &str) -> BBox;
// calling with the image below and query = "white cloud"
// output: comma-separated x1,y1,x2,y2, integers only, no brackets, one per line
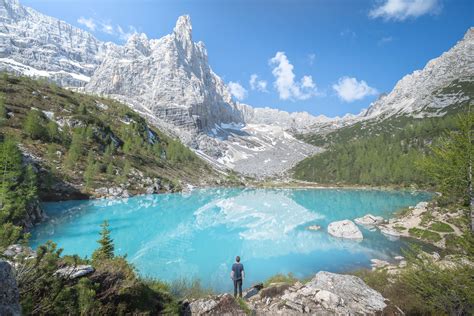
269,52,318,101
77,17,96,31
249,74,268,92
369,0,441,21
301,75,315,89
227,82,248,101
101,22,114,35
76,15,137,42
117,25,138,41
308,53,316,66
332,77,378,102
378,36,394,45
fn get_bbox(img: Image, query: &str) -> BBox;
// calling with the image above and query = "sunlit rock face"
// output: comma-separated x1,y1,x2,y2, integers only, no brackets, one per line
86,16,245,134
0,0,109,86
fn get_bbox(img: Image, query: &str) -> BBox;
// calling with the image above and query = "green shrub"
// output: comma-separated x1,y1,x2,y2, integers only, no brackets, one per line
445,232,474,257
0,223,23,249
399,255,474,314
169,278,213,299
429,221,454,233
408,227,442,242
355,247,474,315
264,273,298,286
237,298,252,315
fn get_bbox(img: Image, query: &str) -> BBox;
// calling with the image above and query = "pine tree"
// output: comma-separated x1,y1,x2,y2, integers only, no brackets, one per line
78,102,87,115
123,161,131,176
92,220,114,262
46,143,58,162
106,162,114,176
23,109,45,140
46,120,60,142
64,130,83,170
122,138,132,154
0,139,35,241
0,92,7,122
419,113,474,206
84,151,96,188
23,164,38,202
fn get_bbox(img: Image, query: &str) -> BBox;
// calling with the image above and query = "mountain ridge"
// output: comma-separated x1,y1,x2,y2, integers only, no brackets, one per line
0,0,472,177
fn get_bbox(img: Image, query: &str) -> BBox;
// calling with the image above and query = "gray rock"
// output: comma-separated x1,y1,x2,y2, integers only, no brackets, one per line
380,226,401,238
314,289,344,311
55,265,94,279
431,252,441,262
259,282,290,299
0,260,21,316
308,271,387,314
307,225,321,231
371,259,390,269
354,214,385,227
3,244,36,260
327,220,363,240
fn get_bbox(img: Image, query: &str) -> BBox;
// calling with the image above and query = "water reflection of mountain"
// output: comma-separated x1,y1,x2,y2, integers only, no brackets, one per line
290,188,432,222
31,188,432,291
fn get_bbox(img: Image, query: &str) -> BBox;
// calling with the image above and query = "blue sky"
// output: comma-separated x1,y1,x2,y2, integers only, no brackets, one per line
23,0,473,117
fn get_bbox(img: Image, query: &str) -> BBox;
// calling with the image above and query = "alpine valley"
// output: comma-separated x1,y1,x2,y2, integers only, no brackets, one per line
2,0,471,180
1,0,474,315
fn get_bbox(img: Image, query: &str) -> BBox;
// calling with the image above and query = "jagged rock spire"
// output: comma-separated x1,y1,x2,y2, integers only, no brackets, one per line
173,15,192,43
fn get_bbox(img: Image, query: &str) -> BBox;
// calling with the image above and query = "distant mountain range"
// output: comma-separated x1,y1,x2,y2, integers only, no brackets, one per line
1,0,472,177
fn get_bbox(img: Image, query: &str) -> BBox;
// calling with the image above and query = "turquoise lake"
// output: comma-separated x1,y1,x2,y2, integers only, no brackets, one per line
30,188,431,291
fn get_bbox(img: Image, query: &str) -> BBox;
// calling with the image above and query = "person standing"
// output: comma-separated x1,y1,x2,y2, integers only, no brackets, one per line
230,256,244,298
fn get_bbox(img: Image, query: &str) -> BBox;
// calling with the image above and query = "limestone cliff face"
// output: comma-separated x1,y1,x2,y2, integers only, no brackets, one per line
85,16,244,133
360,27,474,120
0,0,110,86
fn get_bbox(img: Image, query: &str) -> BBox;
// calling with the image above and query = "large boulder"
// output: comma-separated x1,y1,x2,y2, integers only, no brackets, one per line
327,220,363,240
247,271,390,315
354,214,385,227
307,271,387,314
0,260,21,316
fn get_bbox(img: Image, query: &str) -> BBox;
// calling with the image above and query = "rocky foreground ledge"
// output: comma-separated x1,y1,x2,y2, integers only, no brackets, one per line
182,271,398,315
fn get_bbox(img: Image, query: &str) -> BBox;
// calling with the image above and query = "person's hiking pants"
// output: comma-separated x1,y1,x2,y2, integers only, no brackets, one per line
234,279,242,298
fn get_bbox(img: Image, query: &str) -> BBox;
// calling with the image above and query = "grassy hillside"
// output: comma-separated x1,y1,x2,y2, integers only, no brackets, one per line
292,79,473,186
0,73,227,200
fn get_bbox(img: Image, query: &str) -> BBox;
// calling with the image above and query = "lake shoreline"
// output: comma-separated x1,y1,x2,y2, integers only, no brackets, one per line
32,187,433,292
40,181,434,204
